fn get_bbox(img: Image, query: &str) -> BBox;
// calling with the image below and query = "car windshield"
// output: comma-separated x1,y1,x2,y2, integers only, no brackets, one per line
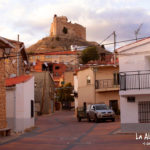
95,105,108,110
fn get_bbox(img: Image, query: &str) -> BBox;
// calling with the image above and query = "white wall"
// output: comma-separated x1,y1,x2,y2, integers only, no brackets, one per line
119,43,150,72
23,76,34,130
118,41,150,125
15,77,34,132
120,96,138,123
6,87,16,130
121,95,150,123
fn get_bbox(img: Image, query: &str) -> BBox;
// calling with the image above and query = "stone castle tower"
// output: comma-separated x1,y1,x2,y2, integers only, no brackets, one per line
50,14,86,41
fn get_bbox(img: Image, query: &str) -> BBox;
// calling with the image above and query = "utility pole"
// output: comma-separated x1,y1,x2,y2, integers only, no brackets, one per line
17,34,20,76
113,31,116,65
40,71,46,114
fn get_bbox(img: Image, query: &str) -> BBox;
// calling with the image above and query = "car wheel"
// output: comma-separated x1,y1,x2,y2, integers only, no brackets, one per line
77,116,81,122
94,115,99,123
87,115,91,122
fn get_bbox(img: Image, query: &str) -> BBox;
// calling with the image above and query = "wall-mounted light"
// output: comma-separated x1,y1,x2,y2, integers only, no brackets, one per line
34,82,37,88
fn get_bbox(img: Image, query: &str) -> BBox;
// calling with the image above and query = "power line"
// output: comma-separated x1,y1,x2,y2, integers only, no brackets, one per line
102,36,150,46
100,32,114,45
0,36,150,60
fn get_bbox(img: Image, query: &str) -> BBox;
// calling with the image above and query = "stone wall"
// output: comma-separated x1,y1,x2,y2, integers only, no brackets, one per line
5,41,25,78
0,49,7,129
32,71,55,115
50,15,86,41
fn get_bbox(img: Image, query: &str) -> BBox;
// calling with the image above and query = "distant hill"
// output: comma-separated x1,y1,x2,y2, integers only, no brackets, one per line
26,36,110,54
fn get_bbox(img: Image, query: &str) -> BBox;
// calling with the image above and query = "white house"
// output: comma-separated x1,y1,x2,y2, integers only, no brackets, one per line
117,37,150,132
6,75,35,133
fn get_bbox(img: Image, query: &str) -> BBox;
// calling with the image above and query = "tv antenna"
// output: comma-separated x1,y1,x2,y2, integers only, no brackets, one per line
135,24,143,41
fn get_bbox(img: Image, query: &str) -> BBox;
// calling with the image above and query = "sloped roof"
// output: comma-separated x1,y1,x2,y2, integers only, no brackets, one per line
116,37,150,53
33,51,77,56
6,75,32,87
0,36,15,49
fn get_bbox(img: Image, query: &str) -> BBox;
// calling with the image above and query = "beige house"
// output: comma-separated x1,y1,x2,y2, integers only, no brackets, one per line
29,51,78,66
74,65,120,114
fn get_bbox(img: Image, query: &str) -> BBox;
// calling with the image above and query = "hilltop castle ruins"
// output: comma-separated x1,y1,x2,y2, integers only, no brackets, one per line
50,14,86,41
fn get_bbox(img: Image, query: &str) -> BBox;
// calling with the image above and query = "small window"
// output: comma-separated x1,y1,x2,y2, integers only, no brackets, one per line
55,66,60,70
87,76,91,84
62,27,68,34
31,100,34,118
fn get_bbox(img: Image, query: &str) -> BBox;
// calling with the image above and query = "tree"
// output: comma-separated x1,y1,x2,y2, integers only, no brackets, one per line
80,46,99,64
56,82,74,109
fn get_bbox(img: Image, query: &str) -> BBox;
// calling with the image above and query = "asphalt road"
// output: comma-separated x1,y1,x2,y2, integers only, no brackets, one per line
0,111,149,150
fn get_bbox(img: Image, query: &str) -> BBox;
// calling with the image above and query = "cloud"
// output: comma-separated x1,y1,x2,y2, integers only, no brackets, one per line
0,0,150,51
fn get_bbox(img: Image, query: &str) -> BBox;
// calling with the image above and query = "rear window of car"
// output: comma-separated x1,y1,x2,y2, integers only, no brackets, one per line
95,105,108,110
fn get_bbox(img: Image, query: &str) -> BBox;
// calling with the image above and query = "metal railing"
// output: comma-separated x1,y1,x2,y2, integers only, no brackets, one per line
120,70,150,91
95,79,119,89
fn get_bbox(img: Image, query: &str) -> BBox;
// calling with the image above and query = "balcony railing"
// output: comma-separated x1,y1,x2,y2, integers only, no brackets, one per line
95,79,119,90
120,70,150,91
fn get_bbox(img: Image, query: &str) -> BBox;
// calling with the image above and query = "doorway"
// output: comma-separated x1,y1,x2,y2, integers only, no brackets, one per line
109,100,119,114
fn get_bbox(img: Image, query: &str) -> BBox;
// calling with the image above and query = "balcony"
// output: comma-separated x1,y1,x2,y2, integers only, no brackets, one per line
119,70,150,95
95,79,119,92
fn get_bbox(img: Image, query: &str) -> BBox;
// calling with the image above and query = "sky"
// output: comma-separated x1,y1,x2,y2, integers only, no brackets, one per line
0,0,150,51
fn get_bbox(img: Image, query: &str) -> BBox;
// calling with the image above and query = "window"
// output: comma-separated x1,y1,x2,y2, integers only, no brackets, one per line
87,76,91,84
55,66,60,70
138,101,150,123
31,100,34,118
45,55,51,59
37,56,40,59
62,27,68,34
100,53,106,61
113,72,119,85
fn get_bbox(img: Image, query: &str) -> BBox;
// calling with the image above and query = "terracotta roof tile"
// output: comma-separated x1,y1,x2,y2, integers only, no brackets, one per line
44,51,77,55
6,75,32,87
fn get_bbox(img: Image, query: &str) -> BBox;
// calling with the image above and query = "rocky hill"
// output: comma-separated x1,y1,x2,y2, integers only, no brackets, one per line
26,36,110,54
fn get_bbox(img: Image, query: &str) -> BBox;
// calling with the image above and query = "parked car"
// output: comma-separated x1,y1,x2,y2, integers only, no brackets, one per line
87,104,115,123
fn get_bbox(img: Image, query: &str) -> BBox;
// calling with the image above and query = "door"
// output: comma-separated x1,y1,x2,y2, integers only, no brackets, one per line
109,100,119,114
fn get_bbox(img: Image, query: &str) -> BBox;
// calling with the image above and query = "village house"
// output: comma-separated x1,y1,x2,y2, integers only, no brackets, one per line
74,56,120,115
5,75,35,133
0,37,14,131
29,51,78,66
32,71,55,115
3,37,29,78
117,37,150,133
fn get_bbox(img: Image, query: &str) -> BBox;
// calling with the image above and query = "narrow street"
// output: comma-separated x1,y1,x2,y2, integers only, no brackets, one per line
0,111,149,150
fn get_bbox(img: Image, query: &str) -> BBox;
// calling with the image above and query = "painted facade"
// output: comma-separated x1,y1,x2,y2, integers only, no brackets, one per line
6,75,35,132
117,37,150,132
74,65,120,115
